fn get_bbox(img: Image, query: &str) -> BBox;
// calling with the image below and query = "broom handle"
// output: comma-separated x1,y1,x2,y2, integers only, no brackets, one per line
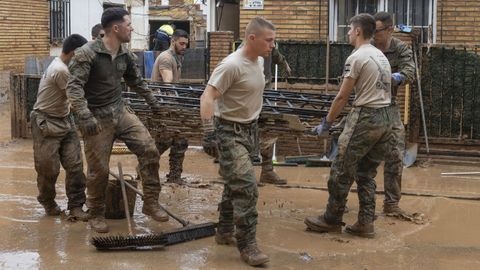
117,163,133,236
109,171,190,227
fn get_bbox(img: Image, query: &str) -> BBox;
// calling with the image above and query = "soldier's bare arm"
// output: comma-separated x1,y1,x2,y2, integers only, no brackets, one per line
326,77,356,123
200,85,222,121
159,69,174,82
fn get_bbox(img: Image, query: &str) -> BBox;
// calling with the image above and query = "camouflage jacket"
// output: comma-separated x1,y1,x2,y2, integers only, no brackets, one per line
67,38,155,117
373,37,415,97
264,43,289,82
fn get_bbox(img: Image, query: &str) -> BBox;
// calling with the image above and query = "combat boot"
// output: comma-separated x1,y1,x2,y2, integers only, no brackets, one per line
89,216,109,233
383,204,407,215
166,172,186,185
304,214,344,233
42,202,61,216
239,244,269,266
70,207,89,221
259,169,287,185
345,222,375,238
142,201,169,222
215,231,237,246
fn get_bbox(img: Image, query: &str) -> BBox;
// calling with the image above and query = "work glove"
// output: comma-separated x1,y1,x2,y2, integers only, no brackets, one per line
312,117,332,137
202,119,218,158
144,92,161,112
78,113,102,137
391,72,405,86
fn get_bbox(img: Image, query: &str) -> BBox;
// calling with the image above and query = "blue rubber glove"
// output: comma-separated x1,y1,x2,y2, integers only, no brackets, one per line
312,117,332,136
391,72,405,86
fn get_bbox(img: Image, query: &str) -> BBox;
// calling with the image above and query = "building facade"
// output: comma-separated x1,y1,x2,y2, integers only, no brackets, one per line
206,0,480,45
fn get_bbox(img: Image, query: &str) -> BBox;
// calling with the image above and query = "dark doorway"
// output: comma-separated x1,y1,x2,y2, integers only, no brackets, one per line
148,20,190,50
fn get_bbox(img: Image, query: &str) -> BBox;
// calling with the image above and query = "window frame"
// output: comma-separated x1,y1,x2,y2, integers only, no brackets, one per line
329,0,437,43
49,0,71,44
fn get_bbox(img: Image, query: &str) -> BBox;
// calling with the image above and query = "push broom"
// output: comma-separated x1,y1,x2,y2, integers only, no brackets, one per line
90,163,217,251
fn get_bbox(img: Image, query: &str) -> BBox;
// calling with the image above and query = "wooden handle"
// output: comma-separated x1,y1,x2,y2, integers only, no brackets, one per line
118,163,133,236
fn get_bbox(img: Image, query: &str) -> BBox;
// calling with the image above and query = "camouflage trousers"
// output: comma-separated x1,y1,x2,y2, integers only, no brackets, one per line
215,117,259,250
155,134,188,182
31,111,86,210
324,106,394,225
383,104,405,206
84,104,161,217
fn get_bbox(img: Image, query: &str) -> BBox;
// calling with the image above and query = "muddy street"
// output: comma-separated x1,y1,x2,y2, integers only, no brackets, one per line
0,103,479,270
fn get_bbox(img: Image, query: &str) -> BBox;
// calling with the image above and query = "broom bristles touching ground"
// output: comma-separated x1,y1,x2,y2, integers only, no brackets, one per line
91,234,169,251
91,222,217,250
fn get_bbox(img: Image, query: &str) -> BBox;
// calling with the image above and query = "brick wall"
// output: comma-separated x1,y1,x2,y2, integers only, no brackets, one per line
208,31,234,75
239,0,328,41
0,1,50,72
436,0,480,44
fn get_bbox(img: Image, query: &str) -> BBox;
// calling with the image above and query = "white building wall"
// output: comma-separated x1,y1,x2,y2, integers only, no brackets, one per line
51,0,149,55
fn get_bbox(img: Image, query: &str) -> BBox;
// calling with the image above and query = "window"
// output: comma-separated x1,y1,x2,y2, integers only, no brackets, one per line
49,0,71,43
386,0,434,43
334,0,379,42
330,0,435,43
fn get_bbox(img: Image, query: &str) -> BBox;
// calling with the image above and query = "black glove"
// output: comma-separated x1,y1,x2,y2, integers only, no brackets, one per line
78,115,102,137
202,131,218,158
202,118,218,158
144,92,161,112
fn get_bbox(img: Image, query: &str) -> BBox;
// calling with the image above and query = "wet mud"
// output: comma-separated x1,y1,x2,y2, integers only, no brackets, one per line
0,103,479,269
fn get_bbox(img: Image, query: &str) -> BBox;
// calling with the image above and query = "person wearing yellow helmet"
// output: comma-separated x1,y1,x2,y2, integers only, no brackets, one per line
153,24,175,51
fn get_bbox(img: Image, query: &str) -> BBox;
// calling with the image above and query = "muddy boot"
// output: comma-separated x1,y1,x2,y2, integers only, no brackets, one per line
89,216,109,233
166,172,186,185
383,204,406,215
260,141,287,185
215,231,237,246
239,244,269,266
70,207,89,221
43,203,61,216
345,222,375,238
259,170,287,185
304,214,344,233
142,200,169,222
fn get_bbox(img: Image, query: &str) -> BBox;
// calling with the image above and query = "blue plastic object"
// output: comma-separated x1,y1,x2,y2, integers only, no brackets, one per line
144,51,155,79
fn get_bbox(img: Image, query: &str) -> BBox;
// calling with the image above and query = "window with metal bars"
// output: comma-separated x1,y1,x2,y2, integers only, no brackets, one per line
331,0,435,43
49,0,71,43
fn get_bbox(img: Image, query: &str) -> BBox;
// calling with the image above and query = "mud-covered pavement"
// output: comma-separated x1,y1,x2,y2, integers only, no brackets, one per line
0,103,479,270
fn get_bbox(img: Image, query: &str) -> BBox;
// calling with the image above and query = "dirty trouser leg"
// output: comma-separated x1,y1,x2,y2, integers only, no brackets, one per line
356,141,391,224
216,119,259,250
167,137,188,182
84,117,116,217
324,108,390,224
31,114,62,207
117,110,161,201
59,129,86,210
383,104,405,206
260,137,277,171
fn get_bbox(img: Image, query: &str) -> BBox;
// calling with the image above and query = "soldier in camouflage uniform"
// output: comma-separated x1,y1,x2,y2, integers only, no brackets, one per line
202,44,291,185
66,8,168,233
304,14,394,238
151,30,190,184
200,17,275,266
258,44,291,185
31,34,88,219
373,12,415,215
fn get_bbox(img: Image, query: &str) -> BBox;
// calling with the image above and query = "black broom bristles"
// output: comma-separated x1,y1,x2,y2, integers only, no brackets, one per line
91,222,217,250
91,234,168,251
